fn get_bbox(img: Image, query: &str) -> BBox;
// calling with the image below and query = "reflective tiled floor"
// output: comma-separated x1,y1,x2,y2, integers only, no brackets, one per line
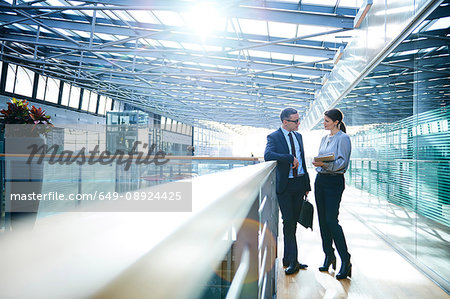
276,184,449,299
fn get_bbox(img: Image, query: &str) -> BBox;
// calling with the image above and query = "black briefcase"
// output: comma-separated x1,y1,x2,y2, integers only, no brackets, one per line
298,196,314,230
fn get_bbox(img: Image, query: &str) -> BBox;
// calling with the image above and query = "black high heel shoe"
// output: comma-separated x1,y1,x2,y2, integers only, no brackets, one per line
336,261,352,279
319,256,336,271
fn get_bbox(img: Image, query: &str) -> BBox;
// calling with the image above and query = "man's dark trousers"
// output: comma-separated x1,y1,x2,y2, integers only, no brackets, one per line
277,175,307,264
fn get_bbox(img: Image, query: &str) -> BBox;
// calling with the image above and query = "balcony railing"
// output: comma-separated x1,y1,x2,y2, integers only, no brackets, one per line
0,159,278,299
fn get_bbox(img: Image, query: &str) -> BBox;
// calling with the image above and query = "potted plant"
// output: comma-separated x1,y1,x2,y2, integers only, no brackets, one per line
0,97,53,136
0,98,53,231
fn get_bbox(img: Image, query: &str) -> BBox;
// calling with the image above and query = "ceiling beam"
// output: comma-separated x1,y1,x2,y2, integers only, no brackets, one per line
2,3,355,28
0,14,349,51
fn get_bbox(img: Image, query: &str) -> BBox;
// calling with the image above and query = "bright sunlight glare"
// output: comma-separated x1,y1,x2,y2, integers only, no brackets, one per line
185,2,223,37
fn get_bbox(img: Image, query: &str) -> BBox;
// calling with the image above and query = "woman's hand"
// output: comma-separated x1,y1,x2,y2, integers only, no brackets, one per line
312,160,324,167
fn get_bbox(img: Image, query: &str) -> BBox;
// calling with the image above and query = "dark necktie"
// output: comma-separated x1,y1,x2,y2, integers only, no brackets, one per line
288,132,298,177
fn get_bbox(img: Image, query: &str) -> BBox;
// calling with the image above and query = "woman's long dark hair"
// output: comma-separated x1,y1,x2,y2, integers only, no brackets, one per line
324,108,346,133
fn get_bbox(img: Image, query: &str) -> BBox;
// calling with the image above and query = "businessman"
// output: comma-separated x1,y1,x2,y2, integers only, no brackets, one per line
264,108,311,275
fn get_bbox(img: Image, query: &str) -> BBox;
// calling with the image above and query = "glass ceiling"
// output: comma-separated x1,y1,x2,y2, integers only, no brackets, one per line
0,0,360,129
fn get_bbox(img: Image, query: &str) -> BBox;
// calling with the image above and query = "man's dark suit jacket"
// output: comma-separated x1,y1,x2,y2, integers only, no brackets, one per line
264,128,311,194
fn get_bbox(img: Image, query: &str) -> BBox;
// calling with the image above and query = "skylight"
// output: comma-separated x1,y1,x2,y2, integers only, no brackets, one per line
181,2,226,37
203,45,223,52
46,0,65,6
158,40,184,49
153,10,185,27
72,30,91,39
180,42,205,52
236,19,268,36
271,22,298,40
294,55,330,63
95,33,116,42
128,11,160,25
426,16,450,31
338,0,363,7
271,53,294,62
111,10,135,22
246,50,272,59
301,0,338,6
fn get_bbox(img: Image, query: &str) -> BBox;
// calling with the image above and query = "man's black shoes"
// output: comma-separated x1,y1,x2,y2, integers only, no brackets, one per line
285,261,308,275
283,259,308,268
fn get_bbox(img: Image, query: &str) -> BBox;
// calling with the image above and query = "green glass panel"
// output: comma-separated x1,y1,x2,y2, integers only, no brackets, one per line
337,5,449,288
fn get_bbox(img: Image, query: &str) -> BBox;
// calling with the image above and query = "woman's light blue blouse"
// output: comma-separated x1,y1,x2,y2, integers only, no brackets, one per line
316,130,351,174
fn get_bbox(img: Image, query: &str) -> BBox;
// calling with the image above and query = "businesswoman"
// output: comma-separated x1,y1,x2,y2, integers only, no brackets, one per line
312,108,352,279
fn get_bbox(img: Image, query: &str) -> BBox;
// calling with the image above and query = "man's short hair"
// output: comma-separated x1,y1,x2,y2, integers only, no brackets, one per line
280,108,297,122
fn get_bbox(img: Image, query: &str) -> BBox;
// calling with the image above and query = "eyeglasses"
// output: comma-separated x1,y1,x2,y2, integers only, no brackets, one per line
285,119,299,124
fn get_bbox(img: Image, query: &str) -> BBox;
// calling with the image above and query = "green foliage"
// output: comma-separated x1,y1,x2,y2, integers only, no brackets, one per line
0,98,53,126
0,98,31,124
0,98,53,136
29,105,52,125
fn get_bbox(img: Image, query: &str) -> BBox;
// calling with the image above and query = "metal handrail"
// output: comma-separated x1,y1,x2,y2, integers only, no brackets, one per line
351,158,450,164
0,153,262,161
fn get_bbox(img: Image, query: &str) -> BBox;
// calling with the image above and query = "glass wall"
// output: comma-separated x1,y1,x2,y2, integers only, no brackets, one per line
337,5,449,290
194,126,232,157
106,111,193,156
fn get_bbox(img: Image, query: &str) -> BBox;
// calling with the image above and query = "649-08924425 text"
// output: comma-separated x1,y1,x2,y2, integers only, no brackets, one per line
9,191,183,201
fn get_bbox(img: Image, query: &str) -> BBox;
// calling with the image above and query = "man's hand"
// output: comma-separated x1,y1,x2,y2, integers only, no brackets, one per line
292,157,299,169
